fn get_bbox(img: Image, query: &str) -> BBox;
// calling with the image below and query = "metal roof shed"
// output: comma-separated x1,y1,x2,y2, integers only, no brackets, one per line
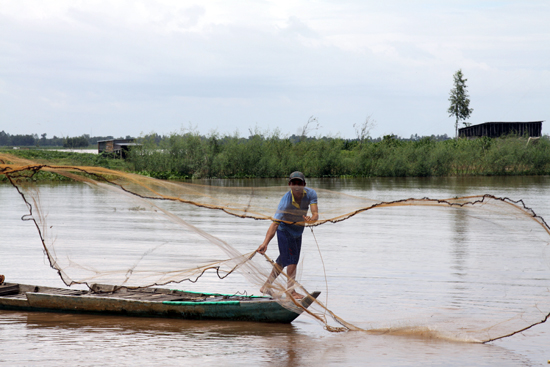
459,121,543,138
97,139,137,158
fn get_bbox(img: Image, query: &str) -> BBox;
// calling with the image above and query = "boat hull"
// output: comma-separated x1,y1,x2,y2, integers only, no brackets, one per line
0,283,319,323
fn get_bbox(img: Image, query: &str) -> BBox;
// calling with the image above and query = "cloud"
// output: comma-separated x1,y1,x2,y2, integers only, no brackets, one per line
0,1,548,138
279,16,319,39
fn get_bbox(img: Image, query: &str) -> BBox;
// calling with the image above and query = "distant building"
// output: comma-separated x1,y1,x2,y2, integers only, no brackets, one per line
459,121,543,139
97,139,138,158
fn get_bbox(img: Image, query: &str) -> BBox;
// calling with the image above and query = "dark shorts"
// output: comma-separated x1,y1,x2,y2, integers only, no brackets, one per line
276,228,302,268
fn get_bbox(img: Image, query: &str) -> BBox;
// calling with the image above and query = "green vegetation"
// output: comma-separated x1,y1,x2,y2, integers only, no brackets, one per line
128,131,550,179
448,69,473,138
0,149,132,182
63,136,90,148
1,149,131,170
3,132,549,180
0,131,135,148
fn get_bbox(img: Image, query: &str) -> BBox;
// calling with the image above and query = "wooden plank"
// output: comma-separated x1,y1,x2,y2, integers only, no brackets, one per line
0,284,19,296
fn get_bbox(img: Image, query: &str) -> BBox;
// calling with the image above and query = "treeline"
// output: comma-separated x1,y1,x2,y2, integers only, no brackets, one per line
128,131,550,178
0,131,135,148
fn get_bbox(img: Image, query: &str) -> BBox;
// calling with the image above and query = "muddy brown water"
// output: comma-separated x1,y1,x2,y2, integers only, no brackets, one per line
1,176,549,366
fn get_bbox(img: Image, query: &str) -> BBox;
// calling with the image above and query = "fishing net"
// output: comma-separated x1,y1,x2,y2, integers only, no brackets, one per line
1,152,549,342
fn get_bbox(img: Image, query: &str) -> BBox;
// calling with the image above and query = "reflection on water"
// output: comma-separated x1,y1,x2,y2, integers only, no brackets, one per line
0,310,534,367
451,208,469,278
1,176,550,366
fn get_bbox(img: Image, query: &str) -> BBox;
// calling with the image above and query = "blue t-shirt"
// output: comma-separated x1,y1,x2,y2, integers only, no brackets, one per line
273,187,318,238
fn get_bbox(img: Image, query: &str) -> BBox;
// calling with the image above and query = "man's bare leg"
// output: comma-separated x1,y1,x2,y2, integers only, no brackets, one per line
260,263,282,295
286,264,304,300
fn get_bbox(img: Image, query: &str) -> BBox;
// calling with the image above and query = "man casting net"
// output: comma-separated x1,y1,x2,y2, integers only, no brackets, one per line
1,152,549,342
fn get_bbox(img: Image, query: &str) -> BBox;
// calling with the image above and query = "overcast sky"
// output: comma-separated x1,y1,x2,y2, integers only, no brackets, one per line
1,1,548,139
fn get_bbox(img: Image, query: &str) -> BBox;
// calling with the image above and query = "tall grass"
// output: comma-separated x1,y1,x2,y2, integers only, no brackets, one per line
4,134,549,180
127,132,550,178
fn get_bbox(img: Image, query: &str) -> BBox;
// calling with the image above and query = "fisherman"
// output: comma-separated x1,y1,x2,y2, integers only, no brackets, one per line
256,171,318,300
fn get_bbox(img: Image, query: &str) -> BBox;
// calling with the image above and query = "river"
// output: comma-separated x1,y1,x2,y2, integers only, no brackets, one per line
1,176,549,366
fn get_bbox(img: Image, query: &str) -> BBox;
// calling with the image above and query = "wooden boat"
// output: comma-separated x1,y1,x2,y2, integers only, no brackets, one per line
0,283,320,323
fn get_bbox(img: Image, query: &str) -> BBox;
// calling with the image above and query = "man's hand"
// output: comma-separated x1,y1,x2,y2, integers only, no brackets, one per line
257,243,268,254
257,221,279,254
305,203,319,224
303,212,318,224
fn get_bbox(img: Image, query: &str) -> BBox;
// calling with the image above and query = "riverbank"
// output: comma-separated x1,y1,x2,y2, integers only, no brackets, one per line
0,149,131,182
3,134,550,180
127,134,550,179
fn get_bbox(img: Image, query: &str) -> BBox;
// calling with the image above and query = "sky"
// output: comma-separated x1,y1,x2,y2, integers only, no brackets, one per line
1,0,549,139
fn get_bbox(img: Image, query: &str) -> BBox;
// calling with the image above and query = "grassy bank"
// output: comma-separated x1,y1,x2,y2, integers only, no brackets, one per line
1,149,130,169
0,149,132,182
128,133,550,179
3,134,549,180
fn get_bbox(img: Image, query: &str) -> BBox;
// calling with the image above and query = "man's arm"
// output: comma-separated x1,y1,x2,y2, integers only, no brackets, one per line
257,221,279,254
304,203,319,223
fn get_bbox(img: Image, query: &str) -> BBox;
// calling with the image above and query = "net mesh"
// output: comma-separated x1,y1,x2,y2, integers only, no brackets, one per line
1,152,549,342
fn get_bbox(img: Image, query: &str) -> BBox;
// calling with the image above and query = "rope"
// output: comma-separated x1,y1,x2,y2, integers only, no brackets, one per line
310,227,329,316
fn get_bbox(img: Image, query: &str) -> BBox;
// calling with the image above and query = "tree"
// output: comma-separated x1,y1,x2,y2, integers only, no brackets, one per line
0,131,9,146
353,114,376,146
299,116,320,141
11,134,35,146
448,69,473,138
63,135,89,148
